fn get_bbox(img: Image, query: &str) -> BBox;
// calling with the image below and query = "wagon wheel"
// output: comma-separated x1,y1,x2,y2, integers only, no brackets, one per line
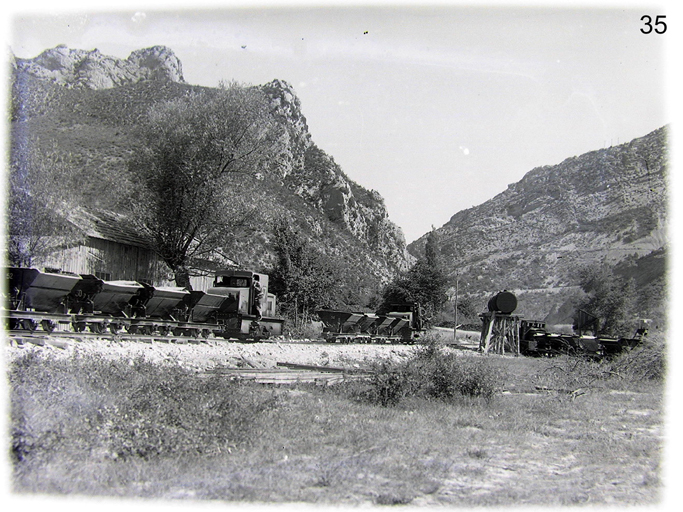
157,325,170,336
248,322,262,342
73,321,86,332
41,320,56,333
22,319,38,332
109,323,120,335
126,325,138,335
89,323,105,334
200,328,212,339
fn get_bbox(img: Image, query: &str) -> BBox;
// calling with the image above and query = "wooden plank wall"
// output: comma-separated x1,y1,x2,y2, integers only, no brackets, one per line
35,237,170,284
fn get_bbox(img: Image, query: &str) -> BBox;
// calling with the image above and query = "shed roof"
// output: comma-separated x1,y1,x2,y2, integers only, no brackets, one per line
67,208,240,269
68,208,152,249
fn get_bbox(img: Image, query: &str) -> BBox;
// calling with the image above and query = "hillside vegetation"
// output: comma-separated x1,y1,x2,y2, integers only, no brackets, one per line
409,126,668,328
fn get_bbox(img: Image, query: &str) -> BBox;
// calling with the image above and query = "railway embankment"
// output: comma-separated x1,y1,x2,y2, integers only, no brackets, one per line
4,334,428,372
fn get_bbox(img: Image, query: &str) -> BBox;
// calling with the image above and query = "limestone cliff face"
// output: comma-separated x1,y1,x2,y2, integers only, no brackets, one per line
260,79,409,269
13,45,185,89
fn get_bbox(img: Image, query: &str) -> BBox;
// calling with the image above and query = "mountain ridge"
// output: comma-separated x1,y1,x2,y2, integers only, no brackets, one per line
10,45,667,323
408,125,668,323
12,45,186,89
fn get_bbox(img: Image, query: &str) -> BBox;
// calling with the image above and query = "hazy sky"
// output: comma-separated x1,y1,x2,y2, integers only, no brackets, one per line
7,1,671,243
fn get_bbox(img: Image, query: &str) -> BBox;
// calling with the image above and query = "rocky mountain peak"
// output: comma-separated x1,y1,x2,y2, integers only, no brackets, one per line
13,45,185,90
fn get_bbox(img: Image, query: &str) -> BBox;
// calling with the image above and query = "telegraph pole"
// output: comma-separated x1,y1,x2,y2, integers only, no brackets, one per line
454,273,459,342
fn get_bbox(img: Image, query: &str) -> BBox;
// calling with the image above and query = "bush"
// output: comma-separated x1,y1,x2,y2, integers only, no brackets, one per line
362,361,412,407
408,345,504,403
351,339,504,407
534,339,666,396
9,351,279,468
535,355,608,394
283,318,324,340
606,339,666,382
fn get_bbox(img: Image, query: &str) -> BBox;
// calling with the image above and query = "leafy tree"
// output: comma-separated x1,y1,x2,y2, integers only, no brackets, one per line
455,296,480,326
127,82,280,287
269,216,343,321
378,230,448,323
575,265,639,336
7,138,84,267
425,226,441,269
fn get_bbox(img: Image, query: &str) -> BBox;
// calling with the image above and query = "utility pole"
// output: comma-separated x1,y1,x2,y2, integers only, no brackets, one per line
454,273,459,342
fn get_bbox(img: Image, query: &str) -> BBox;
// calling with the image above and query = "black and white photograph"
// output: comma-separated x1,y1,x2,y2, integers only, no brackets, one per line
3,0,679,509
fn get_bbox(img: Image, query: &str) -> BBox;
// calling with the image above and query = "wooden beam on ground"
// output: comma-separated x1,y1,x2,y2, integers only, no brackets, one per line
276,362,356,373
201,366,371,385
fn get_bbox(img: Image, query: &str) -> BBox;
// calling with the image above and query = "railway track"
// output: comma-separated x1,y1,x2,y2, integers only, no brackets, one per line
4,329,338,347
5,326,428,347
6,329,250,345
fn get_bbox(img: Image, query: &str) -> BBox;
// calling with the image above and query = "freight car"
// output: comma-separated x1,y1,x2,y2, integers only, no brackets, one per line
514,311,646,358
481,290,646,358
4,267,283,341
316,303,424,344
519,318,646,358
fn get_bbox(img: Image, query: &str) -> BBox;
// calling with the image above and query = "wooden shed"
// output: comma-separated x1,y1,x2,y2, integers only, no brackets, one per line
35,208,171,285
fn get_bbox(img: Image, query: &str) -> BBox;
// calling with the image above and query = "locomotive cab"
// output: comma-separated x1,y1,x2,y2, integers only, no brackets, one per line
207,269,283,339
208,269,269,318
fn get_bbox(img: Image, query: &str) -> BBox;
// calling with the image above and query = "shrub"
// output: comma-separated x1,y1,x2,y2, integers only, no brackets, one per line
535,338,666,396
605,339,666,382
535,355,608,394
9,351,279,468
283,318,324,340
362,361,413,407
409,346,504,403
350,341,504,407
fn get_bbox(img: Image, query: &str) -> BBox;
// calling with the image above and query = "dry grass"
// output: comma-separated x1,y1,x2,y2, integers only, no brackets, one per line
8,343,665,506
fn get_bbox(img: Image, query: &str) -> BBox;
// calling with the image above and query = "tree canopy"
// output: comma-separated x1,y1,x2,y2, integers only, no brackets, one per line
128,82,281,287
7,138,84,267
575,265,639,337
378,230,448,323
269,216,343,321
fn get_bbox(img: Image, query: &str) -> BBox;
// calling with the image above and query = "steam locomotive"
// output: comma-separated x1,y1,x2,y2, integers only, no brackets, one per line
4,267,283,341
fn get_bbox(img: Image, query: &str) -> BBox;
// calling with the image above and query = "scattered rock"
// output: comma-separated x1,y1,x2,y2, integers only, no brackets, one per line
5,336,422,371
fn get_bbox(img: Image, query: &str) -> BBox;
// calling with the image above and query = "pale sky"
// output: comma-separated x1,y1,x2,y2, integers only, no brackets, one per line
6,1,673,243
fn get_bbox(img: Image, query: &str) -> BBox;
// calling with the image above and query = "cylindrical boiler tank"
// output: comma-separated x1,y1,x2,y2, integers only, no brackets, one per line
488,291,517,314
